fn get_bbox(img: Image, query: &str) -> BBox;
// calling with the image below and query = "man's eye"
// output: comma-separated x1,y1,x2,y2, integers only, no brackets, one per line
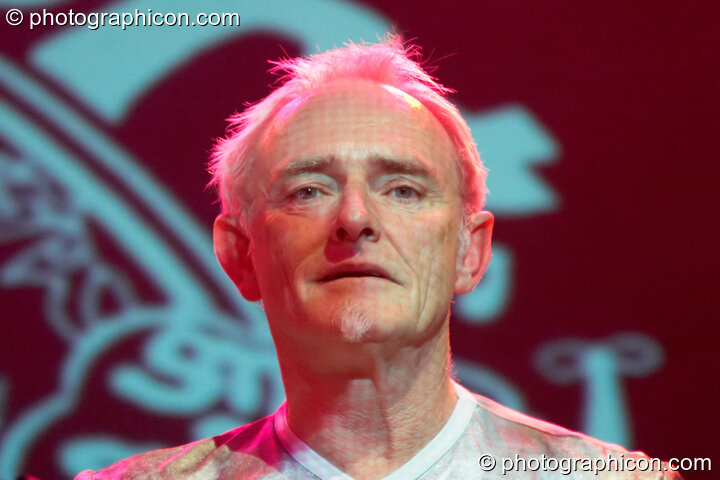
389,186,420,200
293,187,323,200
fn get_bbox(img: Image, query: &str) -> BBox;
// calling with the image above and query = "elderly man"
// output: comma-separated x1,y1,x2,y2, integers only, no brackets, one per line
77,40,681,479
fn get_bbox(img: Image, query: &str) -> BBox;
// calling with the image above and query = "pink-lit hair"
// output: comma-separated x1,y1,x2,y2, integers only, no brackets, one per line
208,36,488,230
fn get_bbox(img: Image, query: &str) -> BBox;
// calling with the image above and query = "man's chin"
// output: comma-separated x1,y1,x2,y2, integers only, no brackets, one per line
335,301,373,343
332,305,416,345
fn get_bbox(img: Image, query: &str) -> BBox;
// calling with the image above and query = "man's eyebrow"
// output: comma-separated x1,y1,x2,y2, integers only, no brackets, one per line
273,157,337,180
370,156,435,178
272,155,437,181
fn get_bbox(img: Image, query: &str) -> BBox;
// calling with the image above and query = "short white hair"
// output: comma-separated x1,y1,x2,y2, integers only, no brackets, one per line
208,36,488,230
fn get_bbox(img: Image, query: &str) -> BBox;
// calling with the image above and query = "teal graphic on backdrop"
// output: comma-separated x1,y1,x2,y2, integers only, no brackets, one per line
0,0,663,476
535,333,664,447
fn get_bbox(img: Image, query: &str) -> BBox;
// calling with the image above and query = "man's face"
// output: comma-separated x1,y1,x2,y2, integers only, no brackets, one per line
243,79,466,345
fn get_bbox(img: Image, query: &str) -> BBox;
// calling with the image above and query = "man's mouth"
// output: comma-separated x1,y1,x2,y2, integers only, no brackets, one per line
319,263,395,283
323,271,385,281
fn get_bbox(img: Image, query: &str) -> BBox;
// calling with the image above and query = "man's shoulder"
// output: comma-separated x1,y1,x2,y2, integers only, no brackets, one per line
74,414,284,479
466,391,622,454
461,390,682,478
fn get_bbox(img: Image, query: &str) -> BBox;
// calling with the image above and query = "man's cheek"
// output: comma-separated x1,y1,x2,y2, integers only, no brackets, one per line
422,220,459,283
266,214,321,252
415,215,457,252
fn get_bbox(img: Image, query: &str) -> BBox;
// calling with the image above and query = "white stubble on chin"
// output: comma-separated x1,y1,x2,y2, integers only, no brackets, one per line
334,299,373,343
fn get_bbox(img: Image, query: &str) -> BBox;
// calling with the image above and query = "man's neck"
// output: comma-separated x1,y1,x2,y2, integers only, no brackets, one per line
276,327,457,480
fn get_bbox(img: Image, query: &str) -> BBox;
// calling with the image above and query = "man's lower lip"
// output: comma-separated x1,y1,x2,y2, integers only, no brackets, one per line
321,276,390,282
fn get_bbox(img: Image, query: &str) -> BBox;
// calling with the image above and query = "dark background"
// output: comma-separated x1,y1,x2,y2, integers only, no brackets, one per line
1,1,718,478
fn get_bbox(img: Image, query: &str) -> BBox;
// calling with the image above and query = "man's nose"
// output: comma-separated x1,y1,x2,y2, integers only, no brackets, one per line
330,186,379,243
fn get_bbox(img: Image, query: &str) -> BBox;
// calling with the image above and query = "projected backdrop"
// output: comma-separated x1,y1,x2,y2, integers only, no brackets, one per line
1,1,717,478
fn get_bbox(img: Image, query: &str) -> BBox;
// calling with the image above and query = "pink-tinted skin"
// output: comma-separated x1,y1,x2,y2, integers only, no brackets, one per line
213,79,493,478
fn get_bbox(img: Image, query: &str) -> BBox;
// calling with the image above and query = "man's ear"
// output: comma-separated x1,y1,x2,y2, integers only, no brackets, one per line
454,211,494,295
213,215,262,302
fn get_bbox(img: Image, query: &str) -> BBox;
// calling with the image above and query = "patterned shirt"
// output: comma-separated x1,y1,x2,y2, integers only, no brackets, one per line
75,383,682,479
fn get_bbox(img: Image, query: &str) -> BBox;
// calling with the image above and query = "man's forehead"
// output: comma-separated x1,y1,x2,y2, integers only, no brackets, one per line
258,79,455,164
272,79,427,127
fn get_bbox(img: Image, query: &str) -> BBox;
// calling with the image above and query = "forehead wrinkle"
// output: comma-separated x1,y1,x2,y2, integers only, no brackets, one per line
271,80,438,144
261,79,461,191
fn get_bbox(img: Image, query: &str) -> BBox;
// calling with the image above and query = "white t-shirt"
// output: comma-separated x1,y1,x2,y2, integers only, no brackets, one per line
75,383,681,479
